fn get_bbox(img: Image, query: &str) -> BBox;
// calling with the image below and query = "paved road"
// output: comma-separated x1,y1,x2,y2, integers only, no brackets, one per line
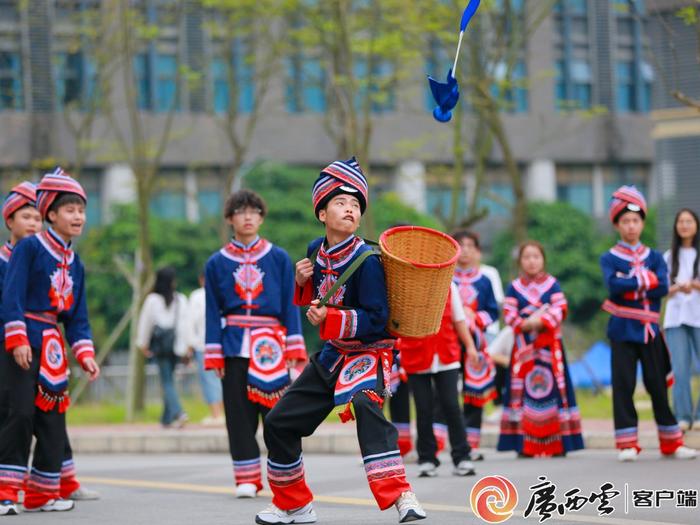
13,450,699,525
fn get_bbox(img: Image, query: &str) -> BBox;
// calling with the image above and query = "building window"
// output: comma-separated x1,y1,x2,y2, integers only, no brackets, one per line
353,58,395,113
54,52,97,109
616,61,635,112
286,56,326,113
426,186,467,221
0,51,23,110
553,0,592,111
150,172,186,219
210,45,254,114
0,1,19,23
155,54,178,112
134,53,180,112
604,164,648,202
613,0,652,113
478,183,514,217
493,61,528,113
556,166,593,214
134,54,151,110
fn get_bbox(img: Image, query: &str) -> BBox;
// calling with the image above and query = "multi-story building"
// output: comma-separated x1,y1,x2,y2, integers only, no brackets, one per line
0,0,659,237
649,0,700,248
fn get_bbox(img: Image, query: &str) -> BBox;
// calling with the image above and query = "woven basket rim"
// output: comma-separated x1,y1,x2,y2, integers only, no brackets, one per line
379,225,460,269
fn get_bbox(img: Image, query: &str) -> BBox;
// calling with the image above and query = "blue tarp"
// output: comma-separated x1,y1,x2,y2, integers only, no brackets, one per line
570,340,700,390
569,341,612,390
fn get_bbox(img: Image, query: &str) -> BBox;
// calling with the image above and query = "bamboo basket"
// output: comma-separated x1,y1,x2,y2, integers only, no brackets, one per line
379,226,460,338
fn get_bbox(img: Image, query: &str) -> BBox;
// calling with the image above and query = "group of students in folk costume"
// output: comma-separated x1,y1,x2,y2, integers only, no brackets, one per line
0,159,695,523
0,171,101,515
388,184,698,467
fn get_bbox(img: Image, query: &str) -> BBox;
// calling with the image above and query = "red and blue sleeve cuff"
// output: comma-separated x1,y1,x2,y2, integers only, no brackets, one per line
284,334,308,362
294,282,313,306
320,309,358,340
4,321,29,351
204,344,224,370
71,339,96,366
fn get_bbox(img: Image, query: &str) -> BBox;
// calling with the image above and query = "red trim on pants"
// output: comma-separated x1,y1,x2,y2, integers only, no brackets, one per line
59,475,80,500
369,476,412,510
270,477,313,510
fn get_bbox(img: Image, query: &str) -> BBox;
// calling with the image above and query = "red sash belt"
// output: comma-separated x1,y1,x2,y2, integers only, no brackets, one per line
25,311,58,326
225,314,280,328
602,299,659,343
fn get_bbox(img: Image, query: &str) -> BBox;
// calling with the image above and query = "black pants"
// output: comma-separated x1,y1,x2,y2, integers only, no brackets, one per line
463,404,483,448
222,357,269,487
264,353,410,510
408,368,470,466
0,347,66,506
612,337,677,432
389,379,410,425
0,345,10,425
493,364,507,406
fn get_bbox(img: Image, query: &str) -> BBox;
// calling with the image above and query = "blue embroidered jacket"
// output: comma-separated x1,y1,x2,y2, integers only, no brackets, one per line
600,242,668,344
453,267,499,343
2,228,95,365
295,235,392,371
0,242,12,336
503,274,568,345
204,236,306,369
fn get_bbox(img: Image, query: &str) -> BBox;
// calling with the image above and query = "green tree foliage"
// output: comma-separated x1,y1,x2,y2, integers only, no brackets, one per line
489,201,657,325
80,206,220,350
81,163,443,353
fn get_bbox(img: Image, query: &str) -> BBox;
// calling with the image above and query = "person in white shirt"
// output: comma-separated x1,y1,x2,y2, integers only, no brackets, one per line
136,267,189,428
663,208,700,431
186,274,224,425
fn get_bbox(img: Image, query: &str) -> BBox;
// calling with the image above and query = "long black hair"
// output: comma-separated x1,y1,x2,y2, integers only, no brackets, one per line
670,208,700,284
153,266,177,306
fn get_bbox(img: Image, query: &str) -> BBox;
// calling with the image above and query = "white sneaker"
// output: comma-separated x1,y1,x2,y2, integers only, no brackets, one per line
679,420,691,432
402,450,418,464
417,462,437,478
255,502,316,524
453,460,476,476
69,487,100,501
395,491,427,523
235,483,258,498
672,446,697,460
24,499,75,512
173,412,189,429
470,449,485,461
618,448,639,462
0,501,18,516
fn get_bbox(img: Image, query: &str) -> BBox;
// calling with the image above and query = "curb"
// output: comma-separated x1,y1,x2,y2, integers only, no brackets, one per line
70,427,700,455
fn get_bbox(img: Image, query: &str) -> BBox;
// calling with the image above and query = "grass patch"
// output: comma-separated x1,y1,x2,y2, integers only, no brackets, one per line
71,384,685,426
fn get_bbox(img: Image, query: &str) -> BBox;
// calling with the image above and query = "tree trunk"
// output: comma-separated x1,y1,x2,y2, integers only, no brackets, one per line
488,111,527,243
125,174,154,419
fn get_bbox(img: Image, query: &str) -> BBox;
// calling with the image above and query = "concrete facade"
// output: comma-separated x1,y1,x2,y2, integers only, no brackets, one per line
0,0,660,235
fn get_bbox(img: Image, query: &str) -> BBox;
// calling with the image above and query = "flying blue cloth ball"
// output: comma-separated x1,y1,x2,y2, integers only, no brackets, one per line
428,69,460,123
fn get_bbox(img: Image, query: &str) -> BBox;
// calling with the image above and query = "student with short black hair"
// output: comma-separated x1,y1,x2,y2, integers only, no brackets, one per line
0,168,100,513
205,188,307,499
256,158,425,524
601,187,696,461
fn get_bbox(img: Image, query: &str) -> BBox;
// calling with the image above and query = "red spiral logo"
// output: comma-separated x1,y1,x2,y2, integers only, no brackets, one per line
469,475,519,523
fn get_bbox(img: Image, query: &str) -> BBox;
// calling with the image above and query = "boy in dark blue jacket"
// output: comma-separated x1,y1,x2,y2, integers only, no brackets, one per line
601,186,696,462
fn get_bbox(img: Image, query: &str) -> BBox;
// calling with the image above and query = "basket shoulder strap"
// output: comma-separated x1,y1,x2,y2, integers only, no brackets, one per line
319,249,378,307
